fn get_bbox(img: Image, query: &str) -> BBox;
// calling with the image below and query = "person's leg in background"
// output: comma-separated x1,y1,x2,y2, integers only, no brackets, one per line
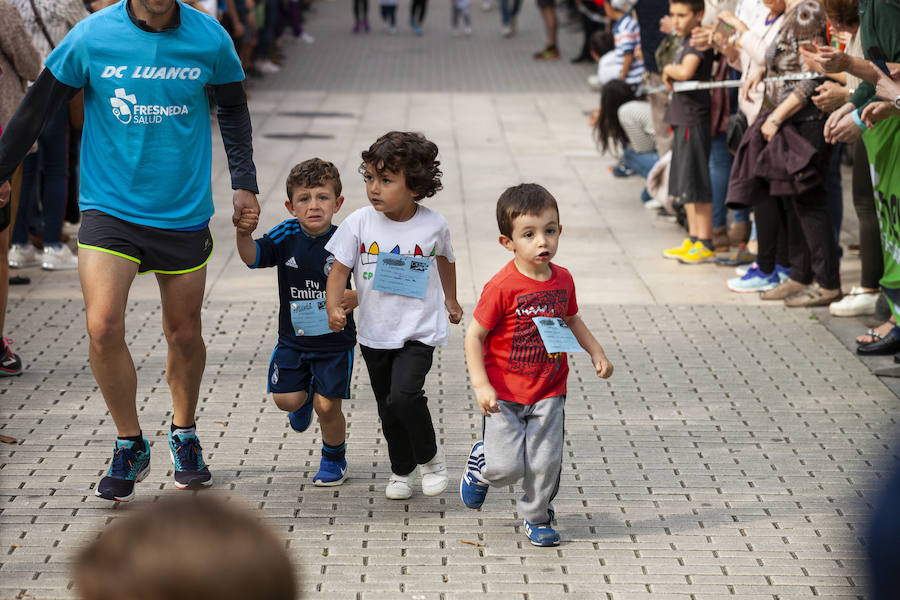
709,133,733,252
853,139,882,291
0,171,23,376
37,105,76,271
533,0,559,59
9,154,40,269
826,141,843,257
255,0,280,71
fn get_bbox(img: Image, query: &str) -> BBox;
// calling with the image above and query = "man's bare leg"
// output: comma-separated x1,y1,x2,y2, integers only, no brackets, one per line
540,6,557,48
80,248,140,436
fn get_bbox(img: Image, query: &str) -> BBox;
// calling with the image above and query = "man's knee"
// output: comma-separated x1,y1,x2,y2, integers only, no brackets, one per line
162,316,203,349
86,315,126,352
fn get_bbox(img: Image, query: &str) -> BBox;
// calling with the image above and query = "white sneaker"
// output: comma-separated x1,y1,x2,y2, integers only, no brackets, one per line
385,472,413,500
463,25,472,36
501,24,512,37
41,245,78,271
735,264,750,277
256,59,281,74
482,0,492,10
8,243,40,269
587,74,600,89
419,446,448,496
829,286,879,317
300,32,315,44
389,25,397,34
643,198,662,210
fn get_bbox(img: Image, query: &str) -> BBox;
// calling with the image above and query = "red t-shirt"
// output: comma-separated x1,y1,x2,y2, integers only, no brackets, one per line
473,261,578,405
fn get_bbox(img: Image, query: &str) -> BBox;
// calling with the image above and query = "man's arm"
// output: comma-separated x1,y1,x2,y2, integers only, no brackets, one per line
210,82,260,226
0,69,79,184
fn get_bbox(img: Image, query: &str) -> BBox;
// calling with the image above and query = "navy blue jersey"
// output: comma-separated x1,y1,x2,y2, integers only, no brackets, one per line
252,221,355,352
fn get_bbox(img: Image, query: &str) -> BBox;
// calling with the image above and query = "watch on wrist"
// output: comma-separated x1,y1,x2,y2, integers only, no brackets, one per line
894,94,900,111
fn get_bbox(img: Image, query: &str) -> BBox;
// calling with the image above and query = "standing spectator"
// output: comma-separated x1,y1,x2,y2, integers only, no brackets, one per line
452,0,473,35
353,0,371,32
499,0,521,36
635,0,674,154
533,0,561,59
572,0,607,63
607,0,645,85
380,0,398,32
0,0,41,376
410,0,428,34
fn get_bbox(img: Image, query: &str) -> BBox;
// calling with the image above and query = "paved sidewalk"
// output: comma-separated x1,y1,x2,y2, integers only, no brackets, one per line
2,1,898,598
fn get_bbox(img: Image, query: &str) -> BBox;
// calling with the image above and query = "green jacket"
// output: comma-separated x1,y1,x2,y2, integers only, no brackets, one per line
850,0,900,109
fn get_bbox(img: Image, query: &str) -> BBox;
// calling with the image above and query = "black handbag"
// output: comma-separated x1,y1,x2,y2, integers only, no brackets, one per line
726,111,749,156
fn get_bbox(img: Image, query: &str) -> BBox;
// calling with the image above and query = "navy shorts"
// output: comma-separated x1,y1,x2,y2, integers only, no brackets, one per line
77,210,213,274
267,344,354,399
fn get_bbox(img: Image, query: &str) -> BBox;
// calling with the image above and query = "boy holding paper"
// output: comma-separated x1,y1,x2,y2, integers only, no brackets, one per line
236,158,357,486
459,183,613,547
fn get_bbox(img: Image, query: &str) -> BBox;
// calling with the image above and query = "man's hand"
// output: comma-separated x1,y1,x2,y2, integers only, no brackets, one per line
0,180,10,208
328,307,347,332
474,383,500,417
445,298,463,324
593,353,614,379
861,100,900,128
824,101,854,140
875,68,900,103
826,110,863,143
236,207,258,235
232,189,259,228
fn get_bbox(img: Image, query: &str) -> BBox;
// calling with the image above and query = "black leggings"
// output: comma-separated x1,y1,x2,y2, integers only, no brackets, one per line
380,4,396,25
410,0,427,25
852,139,883,289
354,0,368,22
753,193,789,274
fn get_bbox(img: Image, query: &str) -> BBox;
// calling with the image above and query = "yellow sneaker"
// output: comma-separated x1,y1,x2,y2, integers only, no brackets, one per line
663,238,693,260
679,241,716,264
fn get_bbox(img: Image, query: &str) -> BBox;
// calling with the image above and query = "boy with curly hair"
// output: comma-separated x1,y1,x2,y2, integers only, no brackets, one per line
325,131,463,500
236,158,357,486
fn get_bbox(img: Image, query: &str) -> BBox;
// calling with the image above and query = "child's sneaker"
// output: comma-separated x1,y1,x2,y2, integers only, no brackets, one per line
363,19,370,32
459,441,489,508
726,263,779,293
0,338,22,377
352,22,361,33
533,46,560,60
313,455,347,486
523,520,560,547
168,429,213,490
95,439,151,502
678,241,715,264
385,472,413,499
419,445,448,496
662,238,692,260
287,392,315,432
610,163,635,178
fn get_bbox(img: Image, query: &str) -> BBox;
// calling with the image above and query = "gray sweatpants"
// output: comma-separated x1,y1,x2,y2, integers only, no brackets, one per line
481,395,565,524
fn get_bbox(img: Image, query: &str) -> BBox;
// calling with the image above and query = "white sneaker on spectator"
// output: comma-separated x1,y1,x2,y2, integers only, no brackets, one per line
300,32,315,44
41,245,78,271
385,472,413,499
419,445,448,496
501,24,512,37
464,25,472,36
8,243,40,269
256,59,281,74
829,286,879,317
643,198,662,210
588,74,600,89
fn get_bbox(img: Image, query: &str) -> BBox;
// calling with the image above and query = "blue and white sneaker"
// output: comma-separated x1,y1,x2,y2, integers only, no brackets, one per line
726,263,779,293
459,441,489,509
288,390,315,433
524,519,560,547
313,455,347,487
775,264,791,282
168,429,212,490
95,438,151,502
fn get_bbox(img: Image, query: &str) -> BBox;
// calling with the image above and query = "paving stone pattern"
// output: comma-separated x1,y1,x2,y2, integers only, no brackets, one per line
2,299,897,599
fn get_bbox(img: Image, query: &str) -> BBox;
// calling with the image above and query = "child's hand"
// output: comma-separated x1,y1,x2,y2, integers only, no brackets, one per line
661,66,674,90
445,298,463,324
474,383,500,417
341,289,359,314
593,354,613,379
328,307,347,332
236,207,259,235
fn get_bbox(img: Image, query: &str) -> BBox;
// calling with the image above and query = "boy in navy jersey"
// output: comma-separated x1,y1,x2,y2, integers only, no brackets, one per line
237,158,357,486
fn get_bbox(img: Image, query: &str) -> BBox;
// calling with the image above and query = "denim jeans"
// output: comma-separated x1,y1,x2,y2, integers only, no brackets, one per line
621,147,658,179
500,0,521,25
709,133,748,227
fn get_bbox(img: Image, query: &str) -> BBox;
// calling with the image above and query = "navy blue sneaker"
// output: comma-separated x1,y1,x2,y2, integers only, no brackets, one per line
288,391,315,433
313,455,347,486
95,439,151,502
168,429,212,490
459,441,489,508
524,520,560,547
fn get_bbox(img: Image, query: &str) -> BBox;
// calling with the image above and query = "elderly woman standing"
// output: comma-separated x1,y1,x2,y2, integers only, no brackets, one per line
0,0,41,376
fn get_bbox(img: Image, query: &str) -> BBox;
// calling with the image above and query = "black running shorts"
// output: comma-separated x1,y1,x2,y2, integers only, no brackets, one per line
77,210,214,274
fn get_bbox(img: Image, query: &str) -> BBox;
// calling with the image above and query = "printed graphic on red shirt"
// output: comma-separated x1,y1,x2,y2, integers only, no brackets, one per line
508,289,568,378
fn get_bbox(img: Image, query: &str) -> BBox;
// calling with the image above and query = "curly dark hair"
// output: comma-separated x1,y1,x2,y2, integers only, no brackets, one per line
496,183,560,238
286,158,342,202
359,131,443,200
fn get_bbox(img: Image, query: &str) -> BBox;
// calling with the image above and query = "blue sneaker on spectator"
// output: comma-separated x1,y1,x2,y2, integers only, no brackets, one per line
775,264,791,282
726,263,779,293
95,438,151,502
459,441,489,508
168,429,212,490
313,455,348,486
524,519,560,547
288,390,315,433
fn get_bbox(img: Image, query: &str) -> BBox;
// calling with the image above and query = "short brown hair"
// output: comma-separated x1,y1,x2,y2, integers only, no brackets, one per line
496,183,560,238
822,0,859,26
669,0,704,15
359,131,442,200
286,158,342,202
74,496,297,600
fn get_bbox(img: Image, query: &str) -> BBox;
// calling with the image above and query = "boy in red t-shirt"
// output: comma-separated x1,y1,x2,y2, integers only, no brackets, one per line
459,183,613,547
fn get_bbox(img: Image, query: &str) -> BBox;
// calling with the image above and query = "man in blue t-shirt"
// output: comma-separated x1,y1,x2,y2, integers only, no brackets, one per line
0,0,260,502
236,158,357,487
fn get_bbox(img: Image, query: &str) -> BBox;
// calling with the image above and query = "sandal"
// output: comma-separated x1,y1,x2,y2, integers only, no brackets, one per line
857,320,896,345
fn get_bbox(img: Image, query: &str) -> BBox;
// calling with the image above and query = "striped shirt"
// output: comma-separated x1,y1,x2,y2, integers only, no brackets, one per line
617,101,655,153
613,14,645,85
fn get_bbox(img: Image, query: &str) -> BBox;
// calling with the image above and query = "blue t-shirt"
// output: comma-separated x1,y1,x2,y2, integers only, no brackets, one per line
252,221,356,353
44,2,244,229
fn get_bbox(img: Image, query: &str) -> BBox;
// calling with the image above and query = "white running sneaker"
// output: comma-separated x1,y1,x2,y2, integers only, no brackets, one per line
829,286,879,317
419,446,448,496
385,472,413,500
41,244,78,271
463,25,472,36
501,24,512,37
256,59,281,74
8,243,40,269
300,32,315,44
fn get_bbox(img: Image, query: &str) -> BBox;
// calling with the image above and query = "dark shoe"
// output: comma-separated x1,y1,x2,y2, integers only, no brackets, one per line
168,429,213,489
760,278,808,301
893,352,900,364
858,326,900,356
95,439,151,502
784,283,842,307
533,47,561,60
610,163,634,177
712,226,730,253
715,244,756,267
570,55,592,63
